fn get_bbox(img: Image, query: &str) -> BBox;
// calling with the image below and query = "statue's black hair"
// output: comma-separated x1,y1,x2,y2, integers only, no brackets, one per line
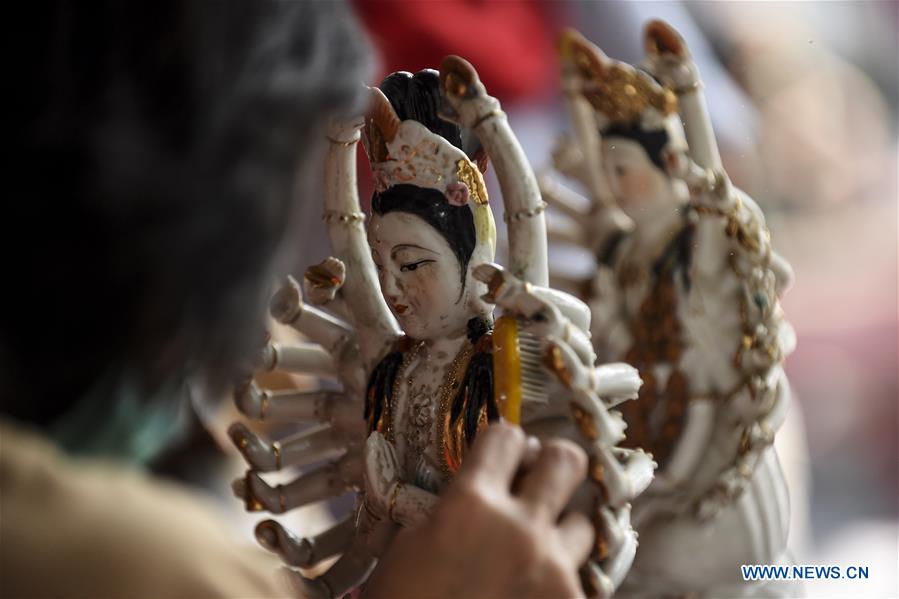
372,184,475,291
373,69,479,292
602,122,670,171
379,70,464,151
456,315,496,445
365,318,497,457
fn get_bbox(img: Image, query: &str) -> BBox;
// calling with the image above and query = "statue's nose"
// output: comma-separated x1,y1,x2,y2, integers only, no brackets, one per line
381,272,402,301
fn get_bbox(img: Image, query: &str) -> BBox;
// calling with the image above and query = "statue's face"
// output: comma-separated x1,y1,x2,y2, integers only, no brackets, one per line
601,136,674,222
369,211,478,341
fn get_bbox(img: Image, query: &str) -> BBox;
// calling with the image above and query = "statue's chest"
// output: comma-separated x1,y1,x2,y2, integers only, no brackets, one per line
391,355,452,486
616,257,692,469
624,271,686,366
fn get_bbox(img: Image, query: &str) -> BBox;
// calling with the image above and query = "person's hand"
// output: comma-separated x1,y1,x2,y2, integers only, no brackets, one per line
363,423,594,599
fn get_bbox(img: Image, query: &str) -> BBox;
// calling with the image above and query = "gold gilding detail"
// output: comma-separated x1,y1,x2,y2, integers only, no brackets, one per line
596,534,610,561
244,473,263,512
584,62,678,125
560,30,677,125
364,118,389,164
363,87,399,163
388,482,403,523
592,497,610,560
542,344,573,389
589,458,605,484
438,341,477,481
386,346,418,444
482,270,506,304
571,402,599,441
444,71,468,99
304,263,342,289
272,441,282,471
455,158,489,205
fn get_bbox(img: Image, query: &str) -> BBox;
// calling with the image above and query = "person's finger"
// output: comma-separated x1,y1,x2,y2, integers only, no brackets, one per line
516,438,587,520
556,511,595,566
522,435,541,469
456,422,526,490
510,436,543,495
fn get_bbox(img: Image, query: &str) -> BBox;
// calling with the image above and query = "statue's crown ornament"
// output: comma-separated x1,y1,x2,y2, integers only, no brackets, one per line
558,29,678,127
362,87,488,207
361,85,495,256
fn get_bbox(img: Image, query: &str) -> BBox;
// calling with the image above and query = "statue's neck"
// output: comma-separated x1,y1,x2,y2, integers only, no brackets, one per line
421,333,468,363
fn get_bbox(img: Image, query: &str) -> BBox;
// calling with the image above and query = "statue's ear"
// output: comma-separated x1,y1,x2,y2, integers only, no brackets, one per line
363,87,400,163
644,20,687,58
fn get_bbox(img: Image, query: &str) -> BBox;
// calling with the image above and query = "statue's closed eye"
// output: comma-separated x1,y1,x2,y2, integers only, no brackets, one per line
400,260,434,273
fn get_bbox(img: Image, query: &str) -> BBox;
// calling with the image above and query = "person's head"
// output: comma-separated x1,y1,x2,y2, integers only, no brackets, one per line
365,70,495,341
4,1,370,460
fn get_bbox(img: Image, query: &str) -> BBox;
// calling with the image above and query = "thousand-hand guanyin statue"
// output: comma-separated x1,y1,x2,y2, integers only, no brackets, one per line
539,21,797,598
229,56,655,598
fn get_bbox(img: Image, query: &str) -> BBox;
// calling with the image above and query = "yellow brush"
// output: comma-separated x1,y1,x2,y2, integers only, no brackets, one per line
493,316,547,424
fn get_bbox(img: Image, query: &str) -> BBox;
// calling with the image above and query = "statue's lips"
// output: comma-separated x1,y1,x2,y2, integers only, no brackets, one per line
391,303,409,315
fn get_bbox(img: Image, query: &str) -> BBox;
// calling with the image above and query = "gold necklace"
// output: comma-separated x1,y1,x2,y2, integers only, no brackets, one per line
436,341,476,483
386,343,421,445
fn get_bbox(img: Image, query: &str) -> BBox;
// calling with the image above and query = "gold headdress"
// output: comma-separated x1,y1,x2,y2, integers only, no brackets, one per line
558,29,678,129
362,86,496,256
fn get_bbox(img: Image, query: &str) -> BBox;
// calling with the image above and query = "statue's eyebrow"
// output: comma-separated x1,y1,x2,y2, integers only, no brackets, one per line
391,244,438,258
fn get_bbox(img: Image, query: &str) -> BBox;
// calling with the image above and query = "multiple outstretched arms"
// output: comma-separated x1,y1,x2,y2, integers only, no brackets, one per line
227,53,658,599
323,115,402,368
642,20,722,171
474,262,654,595
439,56,549,287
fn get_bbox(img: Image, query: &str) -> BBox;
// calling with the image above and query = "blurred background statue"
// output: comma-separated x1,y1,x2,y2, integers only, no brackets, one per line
540,22,798,597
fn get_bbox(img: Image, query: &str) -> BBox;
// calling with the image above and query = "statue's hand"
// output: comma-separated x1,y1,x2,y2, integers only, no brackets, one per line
302,256,346,306
438,55,501,130
642,20,700,91
227,258,372,586
362,431,400,520
474,261,596,371
362,432,439,530
326,112,364,144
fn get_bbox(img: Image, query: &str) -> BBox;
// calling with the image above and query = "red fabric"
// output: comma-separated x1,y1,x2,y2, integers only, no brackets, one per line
353,0,560,103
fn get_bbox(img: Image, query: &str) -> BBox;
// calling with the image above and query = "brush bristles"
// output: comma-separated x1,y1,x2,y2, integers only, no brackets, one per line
518,329,549,404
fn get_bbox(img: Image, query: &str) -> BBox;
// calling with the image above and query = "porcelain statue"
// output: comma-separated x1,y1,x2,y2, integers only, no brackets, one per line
229,56,654,598
539,23,797,597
